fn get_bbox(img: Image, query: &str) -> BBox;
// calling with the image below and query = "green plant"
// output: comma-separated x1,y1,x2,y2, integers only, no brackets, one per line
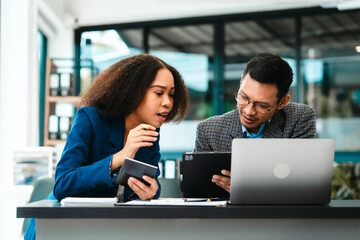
331,163,360,199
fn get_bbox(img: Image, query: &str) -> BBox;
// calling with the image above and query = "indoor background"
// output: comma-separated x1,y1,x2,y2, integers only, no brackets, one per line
1,0,360,239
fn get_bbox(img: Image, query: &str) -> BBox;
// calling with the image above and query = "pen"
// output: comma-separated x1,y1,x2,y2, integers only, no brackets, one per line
185,198,219,202
142,124,151,130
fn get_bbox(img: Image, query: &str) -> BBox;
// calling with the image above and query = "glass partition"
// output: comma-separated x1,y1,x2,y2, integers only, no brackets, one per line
224,18,296,112
75,9,360,184
301,12,360,152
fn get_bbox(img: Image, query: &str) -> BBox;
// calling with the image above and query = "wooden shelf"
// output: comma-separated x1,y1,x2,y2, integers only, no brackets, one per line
44,58,81,147
43,58,96,147
44,139,67,146
48,96,81,103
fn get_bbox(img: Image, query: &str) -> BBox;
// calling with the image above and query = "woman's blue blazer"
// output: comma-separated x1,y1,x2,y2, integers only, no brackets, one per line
53,106,161,201
25,106,161,239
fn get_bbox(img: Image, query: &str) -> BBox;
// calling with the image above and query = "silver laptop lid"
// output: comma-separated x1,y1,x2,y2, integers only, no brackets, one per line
230,139,335,205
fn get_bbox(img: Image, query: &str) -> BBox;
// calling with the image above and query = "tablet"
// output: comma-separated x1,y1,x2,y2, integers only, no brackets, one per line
115,157,158,186
180,152,231,199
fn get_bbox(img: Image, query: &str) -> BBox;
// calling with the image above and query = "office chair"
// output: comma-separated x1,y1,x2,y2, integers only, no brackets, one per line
158,178,182,198
21,177,55,235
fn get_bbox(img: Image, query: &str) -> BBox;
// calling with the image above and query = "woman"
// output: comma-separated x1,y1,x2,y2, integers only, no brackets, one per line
25,54,189,239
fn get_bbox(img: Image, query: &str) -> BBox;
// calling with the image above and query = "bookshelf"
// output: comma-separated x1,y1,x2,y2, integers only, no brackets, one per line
43,58,97,146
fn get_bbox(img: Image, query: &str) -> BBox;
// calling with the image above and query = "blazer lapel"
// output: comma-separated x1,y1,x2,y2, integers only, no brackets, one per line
109,117,158,161
263,110,284,138
229,108,244,139
109,118,125,153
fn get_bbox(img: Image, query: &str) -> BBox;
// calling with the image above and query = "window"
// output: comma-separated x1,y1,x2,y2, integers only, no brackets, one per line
75,7,360,159
301,12,360,152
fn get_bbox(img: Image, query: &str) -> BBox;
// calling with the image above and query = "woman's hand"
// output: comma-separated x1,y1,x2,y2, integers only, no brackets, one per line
122,124,158,158
111,124,158,171
212,170,231,193
127,175,158,200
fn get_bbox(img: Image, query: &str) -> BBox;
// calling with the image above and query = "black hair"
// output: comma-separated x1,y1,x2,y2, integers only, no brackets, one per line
243,53,293,100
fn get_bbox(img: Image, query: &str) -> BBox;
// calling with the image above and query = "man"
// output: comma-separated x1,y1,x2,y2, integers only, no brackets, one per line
194,53,316,193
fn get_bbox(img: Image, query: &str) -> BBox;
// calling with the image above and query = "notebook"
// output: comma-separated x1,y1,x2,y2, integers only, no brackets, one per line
180,152,231,199
229,139,335,205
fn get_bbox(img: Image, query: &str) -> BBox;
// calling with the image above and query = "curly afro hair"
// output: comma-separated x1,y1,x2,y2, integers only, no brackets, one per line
80,54,189,122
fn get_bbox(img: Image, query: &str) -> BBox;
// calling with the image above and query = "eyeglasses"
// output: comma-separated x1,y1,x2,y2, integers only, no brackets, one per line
234,92,278,114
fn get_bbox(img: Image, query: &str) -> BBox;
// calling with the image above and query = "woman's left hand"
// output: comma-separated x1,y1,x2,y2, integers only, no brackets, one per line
127,175,158,200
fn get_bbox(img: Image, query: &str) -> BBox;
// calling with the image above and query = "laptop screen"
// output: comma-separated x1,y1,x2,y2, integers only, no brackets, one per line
230,139,335,205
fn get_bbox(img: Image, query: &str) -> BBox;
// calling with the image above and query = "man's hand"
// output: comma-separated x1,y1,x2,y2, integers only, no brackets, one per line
127,175,158,200
212,170,231,193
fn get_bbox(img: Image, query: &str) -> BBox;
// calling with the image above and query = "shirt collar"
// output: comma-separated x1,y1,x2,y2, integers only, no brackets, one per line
242,119,271,139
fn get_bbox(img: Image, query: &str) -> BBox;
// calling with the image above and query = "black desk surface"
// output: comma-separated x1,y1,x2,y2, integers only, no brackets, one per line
17,200,360,219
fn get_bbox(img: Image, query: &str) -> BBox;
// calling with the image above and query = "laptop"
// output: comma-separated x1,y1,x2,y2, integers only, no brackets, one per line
180,152,231,199
229,139,335,205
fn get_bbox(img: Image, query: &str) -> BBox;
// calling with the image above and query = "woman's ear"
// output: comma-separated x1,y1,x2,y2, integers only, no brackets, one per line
277,94,290,110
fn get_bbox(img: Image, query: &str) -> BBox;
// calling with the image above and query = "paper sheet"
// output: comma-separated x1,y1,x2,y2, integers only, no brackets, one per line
60,197,117,206
60,197,228,207
121,198,228,207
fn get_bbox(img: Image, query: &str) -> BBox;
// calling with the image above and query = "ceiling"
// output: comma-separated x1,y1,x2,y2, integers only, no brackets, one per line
42,0,360,61
45,0,360,27
116,10,360,61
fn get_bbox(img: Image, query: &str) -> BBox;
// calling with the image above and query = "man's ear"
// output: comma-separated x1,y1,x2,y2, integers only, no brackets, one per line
277,94,290,110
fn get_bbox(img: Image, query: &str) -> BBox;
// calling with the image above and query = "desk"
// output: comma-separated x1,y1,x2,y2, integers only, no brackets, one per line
18,200,360,240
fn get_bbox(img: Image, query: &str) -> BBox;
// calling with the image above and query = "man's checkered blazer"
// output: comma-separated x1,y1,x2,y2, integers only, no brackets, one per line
194,102,316,152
